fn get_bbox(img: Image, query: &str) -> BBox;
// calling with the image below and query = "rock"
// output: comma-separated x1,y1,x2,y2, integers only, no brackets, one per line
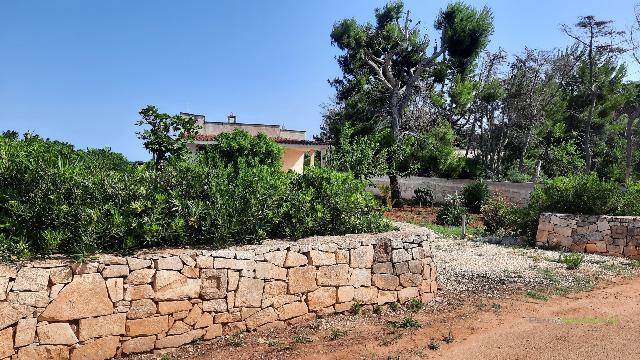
130,284,154,300
336,250,349,264
214,312,241,324
411,247,427,260
126,315,169,336
202,299,227,313
0,277,8,301
0,302,31,330
203,324,222,340
264,281,287,295
235,277,264,308
99,254,127,265
183,305,202,326
180,254,197,267
337,286,354,303
255,262,287,280
228,271,240,291
308,250,336,266
264,251,287,267
158,300,192,315
121,335,156,354
394,262,409,275
372,274,400,290
127,257,152,271
13,268,49,291
222,321,246,335
194,312,213,329
276,301,308,320
106,278,124,302
200,269,227,300
246,307,278,329
14,318,37,347
349,268,371,288
240,307,260,320
283,251,308,267
316,264,350,286
373,239,392,262
195,256,213,269
17,345,69,360
208,250,235,258
353,287,378,304
70,336,120,360
391,249,412,263
101,265,129,278
155,329,205,349
306,287,337,311
37,322,78,345
126,269,156,285
168,320,191,335
350,246,374,268
181,266,199,278
213,259,256,271
372,262,393,274
398,287,419,303
16,290,49,307
127,298,156,319
154,271,201,301
287,266,317,294
49,267,72,284
0,264,18,278
264,294,298,309
39,273,113,321
407,260,423,274
377,290,398,305
155,256,184,270
78,313,126,341
0,326,14,358
71,262,99,275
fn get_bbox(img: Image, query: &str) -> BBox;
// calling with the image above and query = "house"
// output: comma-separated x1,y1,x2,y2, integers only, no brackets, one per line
185,112,328,173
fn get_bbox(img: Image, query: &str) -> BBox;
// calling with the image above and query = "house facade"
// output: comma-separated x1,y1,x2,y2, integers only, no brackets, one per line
185,112,328,173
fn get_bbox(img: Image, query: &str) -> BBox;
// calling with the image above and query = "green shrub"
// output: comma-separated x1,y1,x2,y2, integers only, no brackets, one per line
617,182,640,216
413,187,433,207
529,174,621,215
462,179,489,213
561,253,585,270
481,194,514,235
435,194,467,226
0,132,390,258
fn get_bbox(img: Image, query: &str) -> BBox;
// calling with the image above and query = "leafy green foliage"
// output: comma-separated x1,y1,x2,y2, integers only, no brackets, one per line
328,123,387,178
435,194,467,226
200,129,282,170
135,105,200,170
387,316,421,329
413,123,465,178
0,131,390,258
413,187,433,207
561,253,585,270
462,179,489,213
529,174,621,215
480,195,514,235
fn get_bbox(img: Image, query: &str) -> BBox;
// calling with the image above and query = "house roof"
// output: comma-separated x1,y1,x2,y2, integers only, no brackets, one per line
193,134,327,146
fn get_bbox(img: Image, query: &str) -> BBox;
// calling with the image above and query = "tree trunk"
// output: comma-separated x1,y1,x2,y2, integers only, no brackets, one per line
388,174,402,208
584,94,596,173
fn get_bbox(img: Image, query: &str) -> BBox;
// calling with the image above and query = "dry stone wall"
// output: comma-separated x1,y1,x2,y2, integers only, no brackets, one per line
536,213,640,258
369,176,534,207
0,227,437,359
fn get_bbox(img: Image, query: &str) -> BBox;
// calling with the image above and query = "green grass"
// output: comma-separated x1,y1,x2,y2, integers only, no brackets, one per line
387,316,421,329
329,328,347,340
417,222,485,238
293,335,312,344
526,289,550,301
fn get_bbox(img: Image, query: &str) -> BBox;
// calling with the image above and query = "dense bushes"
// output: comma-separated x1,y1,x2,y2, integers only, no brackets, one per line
462,179,489,213
0,132,390,258
435,194,467,226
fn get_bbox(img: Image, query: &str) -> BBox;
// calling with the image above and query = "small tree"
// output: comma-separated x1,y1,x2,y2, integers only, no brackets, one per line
135,105,200,170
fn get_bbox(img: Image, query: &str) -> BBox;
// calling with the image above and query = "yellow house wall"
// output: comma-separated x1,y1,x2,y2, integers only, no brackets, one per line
282,148,305,173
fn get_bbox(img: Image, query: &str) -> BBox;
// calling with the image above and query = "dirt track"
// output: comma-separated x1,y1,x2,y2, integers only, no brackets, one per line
173,277,640,360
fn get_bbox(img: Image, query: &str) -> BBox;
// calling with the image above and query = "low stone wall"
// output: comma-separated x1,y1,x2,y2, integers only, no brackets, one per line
0,226,437,359
536,213,640,259
369,176,534,207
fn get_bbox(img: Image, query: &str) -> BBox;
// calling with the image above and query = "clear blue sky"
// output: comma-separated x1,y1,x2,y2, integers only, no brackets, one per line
1,0,637,160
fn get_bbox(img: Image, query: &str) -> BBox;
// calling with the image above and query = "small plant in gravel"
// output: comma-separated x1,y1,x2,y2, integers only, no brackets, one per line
387,356,400,360
160,354,174,360
227,334,244,347
373,304,383,315
388,316,421,329
526,289,549,301
293,335,312,344
428,338,441,350
388,302,400,311
267,339,281,347
443,329,455,344
351,302,364,314
561,252,585,270
329,328,347,340
408,297,423,312
492,303,502,313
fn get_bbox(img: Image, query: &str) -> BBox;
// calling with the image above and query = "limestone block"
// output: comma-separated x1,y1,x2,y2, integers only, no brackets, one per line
309,250,336,266
49,267,72,284
17,345,69,360
14,318,37,347
126,269,155,285
102,265,129,278
264,251,287,267
106,278,124,302
200,269,228,300
13,268,49,292
78,313,126,341
255,262,287,280
349,268,371,288
391,249,412,263
202,299,227,313
307,287,337,311
126,316,169,336
121,335,156,354
195,256,213,269
398,287,419,303
316,264,350,286
40,273,113,321
372,274,399,290
353,287,377,304
284,251,308,267
287,266,317,294
245,307,278,329
372,262,393,274
276,301,308,320
350,246,374,268
155,329,205,349
127,299,157,319
0,326,14,358
155,256,184,271
127,257,152,271
337,286,354,303
130,284,154,300
37,322,78,345
235,277,264,308
70,336,119,360
377,290,397,305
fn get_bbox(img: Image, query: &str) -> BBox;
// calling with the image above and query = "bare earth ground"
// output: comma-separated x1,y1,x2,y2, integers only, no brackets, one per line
133,225,640,360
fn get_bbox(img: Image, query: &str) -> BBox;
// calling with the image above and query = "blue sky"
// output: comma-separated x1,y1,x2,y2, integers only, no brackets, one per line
1,0,637,160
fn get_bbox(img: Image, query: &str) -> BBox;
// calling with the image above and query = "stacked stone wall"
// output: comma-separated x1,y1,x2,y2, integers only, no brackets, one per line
0,228,437,359
536,213,640,258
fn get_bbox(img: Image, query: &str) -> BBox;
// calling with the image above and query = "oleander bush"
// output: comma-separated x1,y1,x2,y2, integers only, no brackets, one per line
462,179,489,213
0,132,391,258
435,193,467,226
